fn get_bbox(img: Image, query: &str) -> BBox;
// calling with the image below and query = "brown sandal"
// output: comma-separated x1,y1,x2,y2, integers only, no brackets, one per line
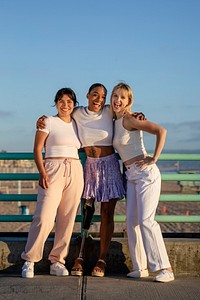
71,257,84,276
92,259,106,277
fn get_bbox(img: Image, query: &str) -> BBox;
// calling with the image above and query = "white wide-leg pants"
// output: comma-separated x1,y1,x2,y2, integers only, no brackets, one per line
126,163,171,272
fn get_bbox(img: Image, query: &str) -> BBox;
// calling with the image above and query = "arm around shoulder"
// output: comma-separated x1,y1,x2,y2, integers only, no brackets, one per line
36,115,48,129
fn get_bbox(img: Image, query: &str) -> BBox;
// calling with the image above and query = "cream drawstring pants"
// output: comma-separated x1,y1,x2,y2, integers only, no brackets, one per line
21,158,84,265
125,163,171,272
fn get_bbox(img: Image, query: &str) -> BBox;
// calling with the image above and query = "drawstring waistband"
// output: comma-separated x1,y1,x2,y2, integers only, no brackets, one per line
45,157,79,178
63,158,72,177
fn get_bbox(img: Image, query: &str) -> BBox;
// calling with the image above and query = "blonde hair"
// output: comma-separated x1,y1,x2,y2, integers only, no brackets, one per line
110,82,134,119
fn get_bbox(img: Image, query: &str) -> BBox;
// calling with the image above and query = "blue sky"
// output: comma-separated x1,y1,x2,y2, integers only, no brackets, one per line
0,0,200,152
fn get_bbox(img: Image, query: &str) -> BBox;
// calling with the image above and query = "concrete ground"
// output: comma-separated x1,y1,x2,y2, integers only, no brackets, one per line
0,235,200,299
0,274,200,300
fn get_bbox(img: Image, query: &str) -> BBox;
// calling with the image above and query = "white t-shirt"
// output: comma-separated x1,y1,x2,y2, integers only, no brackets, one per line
39,115,81,159
72,105,113,147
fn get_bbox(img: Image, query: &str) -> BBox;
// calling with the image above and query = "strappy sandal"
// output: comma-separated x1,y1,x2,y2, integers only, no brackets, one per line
92,259,106,277
71,257,84,276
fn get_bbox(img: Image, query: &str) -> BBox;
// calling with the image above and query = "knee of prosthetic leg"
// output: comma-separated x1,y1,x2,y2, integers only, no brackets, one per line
82,200,95,230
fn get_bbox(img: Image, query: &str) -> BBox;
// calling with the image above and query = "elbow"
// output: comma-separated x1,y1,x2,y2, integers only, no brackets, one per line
161,127,167,140
157,127,167,139
162,127,167,136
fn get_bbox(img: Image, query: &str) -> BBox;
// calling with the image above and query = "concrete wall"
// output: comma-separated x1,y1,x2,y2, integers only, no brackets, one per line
0,236,200,276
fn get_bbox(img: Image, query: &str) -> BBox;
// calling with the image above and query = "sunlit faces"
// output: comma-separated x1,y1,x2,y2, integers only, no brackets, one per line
111,88,130,114
87,86,106,112
56,94,75,119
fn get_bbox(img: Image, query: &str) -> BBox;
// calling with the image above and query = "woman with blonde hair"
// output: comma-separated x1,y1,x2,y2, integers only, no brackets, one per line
111,82,174,283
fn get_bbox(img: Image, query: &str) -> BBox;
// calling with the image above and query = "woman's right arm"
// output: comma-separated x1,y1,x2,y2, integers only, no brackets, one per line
33,130,49,189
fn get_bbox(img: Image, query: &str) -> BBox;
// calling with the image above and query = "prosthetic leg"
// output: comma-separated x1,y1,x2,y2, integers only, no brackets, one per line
71,199,95,276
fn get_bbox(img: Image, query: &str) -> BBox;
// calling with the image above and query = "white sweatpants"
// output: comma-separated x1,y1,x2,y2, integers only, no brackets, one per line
126,163,171,272
21,158,84,264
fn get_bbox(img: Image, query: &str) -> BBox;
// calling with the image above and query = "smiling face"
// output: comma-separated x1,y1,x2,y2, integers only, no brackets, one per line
110,83,134,118
56,94,75,120
111,88,130,114
87,86,107,112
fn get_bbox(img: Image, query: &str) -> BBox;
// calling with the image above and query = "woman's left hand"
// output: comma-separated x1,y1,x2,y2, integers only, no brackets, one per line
135,156,155,167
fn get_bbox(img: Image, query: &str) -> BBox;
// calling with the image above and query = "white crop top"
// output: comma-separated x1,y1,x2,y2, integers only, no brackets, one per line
113,117,147,162
39,116,81,159
72,105,113,147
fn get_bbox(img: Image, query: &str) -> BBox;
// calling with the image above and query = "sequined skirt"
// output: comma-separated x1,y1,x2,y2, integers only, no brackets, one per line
82,153,125,202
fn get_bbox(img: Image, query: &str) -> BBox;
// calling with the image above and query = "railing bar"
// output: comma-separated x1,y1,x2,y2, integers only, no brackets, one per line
0,215,83,222
1,214,200,223
0,152,87,160
1,194,200,202
0,174,39,180
159,194,200,201
161,174,200,181
0,153,200,161
158,154,200,161
104,215,200,223
1,173,200,181
0,194,37,201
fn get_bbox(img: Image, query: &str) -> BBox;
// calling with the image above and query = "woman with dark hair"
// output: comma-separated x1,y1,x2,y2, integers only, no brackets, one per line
21,88,84,278
71,83,125,277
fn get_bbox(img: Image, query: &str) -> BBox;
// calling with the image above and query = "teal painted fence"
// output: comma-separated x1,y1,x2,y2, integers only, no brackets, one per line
0,152,200,226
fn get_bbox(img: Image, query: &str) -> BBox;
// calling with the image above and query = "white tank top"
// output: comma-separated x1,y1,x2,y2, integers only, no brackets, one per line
113,117,146,162
38,116,81,159
72,105,113,147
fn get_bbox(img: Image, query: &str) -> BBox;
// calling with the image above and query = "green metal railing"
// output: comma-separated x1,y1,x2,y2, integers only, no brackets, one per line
0,153,200,226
